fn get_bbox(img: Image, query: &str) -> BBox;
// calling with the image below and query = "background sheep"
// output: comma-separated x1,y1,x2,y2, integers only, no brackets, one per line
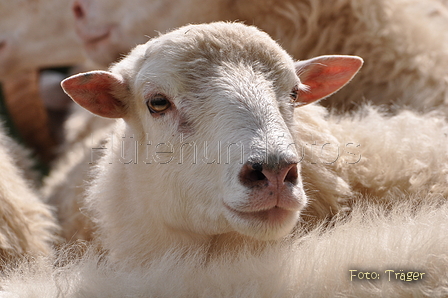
71,0,448,112
1,71,61,166
0,0,85,167
0,0,85,79
0,123,58,267
41,106,113,241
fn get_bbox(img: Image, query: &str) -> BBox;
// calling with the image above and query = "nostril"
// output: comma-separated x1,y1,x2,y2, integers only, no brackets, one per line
248,169,266,182
252,162,263,172
239,163,267,187
284,164,299,184
73,1,85,19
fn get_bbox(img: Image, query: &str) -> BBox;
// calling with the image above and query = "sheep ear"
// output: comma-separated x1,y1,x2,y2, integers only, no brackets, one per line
294,55,363,105
61,71,128,118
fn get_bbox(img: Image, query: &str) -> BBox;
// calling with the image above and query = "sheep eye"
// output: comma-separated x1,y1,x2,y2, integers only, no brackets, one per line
147,94,171,114
290,86,299,103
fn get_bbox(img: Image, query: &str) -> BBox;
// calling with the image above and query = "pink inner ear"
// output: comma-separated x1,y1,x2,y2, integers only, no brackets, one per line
295,55,363,105
61,71,128,119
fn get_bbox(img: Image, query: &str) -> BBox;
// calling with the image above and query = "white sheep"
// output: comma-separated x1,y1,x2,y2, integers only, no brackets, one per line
2,21,448,297
43,0,448,241
0,124,58,266
58,22,363,259
42,0,448,242
50,20,448,243
61,19,448,261
71,0,448,112
45,13,448,244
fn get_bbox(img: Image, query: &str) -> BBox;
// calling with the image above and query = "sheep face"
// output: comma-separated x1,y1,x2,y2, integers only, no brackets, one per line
62,23,362,243
0,0,84,79
72,0,201,66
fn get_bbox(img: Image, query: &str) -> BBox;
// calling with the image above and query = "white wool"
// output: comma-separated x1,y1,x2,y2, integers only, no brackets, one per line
0,124,58,264
49,98,448,241
330,106,448,198
1,197,447,297
42,105,114,241
47,96,448,245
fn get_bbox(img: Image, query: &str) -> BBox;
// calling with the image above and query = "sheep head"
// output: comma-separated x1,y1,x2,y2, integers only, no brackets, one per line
62,22,362,248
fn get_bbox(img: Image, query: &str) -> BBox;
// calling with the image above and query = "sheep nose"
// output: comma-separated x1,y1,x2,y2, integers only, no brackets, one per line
73,0,85,20
239,161,299,189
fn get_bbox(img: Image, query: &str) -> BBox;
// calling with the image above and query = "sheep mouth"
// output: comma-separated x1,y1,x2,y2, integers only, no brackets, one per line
225,204,297,226
76,27,112,47
84,31,111,47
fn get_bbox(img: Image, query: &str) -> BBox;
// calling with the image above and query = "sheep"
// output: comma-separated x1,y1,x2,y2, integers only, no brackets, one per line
58,22,364,259
0,0,85,80
71,0,448,112
60,19,448,264
51,19,448,244
2,21,448,297
0,123,59,267
43,0,448,240
0,0,91,166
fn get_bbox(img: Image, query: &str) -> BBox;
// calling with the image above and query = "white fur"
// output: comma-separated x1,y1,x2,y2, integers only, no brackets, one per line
47,101,448,242
331,106,448,198
42,105,113,241
1,197,447,297
0,124,58,265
